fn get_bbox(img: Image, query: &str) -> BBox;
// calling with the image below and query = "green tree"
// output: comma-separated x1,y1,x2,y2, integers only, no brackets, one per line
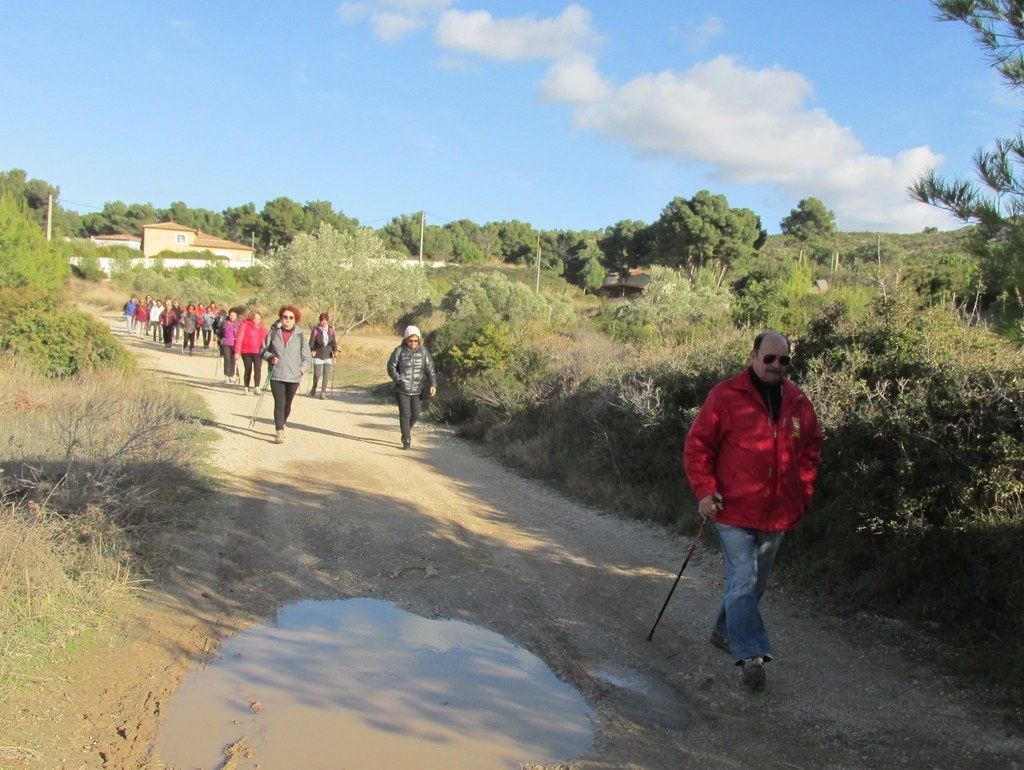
303,200,359,236
0,194,70,292
126,203,159,234
652,190,767,277
555,233,605,290
82,201,133,235
598,219,652,275
223,203,261,246
422,225,454,262
911,1,1024,302
495,220,539,265
260,197,306,252
540,229,591,279
578,252,607,293
471,222,502,261
0,168,81,238
444,220,486,265
379,212,420,256
163,202,225,236
262,223,429,337
780,197,837,242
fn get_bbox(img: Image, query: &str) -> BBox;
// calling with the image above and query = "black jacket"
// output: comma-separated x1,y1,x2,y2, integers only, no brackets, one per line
310,325,338,360
387,344,437,396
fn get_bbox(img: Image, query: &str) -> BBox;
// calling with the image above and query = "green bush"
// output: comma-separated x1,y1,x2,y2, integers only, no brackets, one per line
790,292,1024,689
70,253,106,281
488,328,750,523
0,289,134,377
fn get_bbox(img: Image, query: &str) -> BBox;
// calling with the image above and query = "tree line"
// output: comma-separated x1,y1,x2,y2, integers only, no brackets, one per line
1,168,845,294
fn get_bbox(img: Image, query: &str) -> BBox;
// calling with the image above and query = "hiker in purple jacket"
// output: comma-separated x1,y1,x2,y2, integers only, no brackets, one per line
220,309,240,383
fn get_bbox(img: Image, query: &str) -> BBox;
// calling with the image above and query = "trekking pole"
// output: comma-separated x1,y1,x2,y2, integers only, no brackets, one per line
248,366,274,428
329,359,337,396
646,517,708,641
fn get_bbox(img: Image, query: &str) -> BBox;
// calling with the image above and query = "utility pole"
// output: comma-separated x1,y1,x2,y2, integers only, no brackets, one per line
535,234,541,293
46,194,53,241
418,210,425,266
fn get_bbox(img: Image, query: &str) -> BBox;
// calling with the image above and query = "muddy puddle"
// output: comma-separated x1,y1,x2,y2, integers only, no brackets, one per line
156,598,594,769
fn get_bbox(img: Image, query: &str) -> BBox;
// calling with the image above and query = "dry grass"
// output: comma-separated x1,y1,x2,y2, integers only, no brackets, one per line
0,355,210,694
64,277,126,314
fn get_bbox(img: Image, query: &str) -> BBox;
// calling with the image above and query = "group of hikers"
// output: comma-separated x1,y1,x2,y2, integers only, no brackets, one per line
122,295,820,694
122,294,227,354
121,296,437,449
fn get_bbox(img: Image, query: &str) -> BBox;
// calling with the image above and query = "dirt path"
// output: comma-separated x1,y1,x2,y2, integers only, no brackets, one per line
2,319,1023,769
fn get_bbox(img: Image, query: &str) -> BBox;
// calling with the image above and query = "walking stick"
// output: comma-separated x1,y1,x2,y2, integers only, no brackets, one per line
646,517,707,641
248,366,273,428
329,358,337,396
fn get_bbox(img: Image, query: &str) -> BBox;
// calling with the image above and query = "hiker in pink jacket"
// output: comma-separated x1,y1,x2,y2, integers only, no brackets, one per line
234,311,268,394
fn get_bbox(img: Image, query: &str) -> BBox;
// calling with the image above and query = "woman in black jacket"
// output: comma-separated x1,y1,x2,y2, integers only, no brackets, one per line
386,325,436,450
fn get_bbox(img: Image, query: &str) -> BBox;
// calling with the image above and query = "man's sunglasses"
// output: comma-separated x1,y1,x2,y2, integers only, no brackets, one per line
762,354,791,366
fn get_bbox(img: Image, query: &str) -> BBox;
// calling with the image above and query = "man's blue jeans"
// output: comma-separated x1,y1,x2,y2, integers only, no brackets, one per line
713,523,785,664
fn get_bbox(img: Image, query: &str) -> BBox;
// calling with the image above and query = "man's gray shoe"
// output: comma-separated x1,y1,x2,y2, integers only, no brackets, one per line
740,656,766,691
710,632,731,654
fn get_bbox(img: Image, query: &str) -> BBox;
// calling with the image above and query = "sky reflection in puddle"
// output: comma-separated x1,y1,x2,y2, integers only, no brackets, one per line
157,598,593,769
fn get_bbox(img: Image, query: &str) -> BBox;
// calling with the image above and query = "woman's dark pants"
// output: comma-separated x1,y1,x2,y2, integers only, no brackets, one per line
395,392,422,445
271,380,300,431
221,345,235,377
241,353,263,388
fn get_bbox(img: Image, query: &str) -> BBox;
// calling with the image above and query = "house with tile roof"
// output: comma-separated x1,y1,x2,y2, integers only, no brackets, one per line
141,221,256,268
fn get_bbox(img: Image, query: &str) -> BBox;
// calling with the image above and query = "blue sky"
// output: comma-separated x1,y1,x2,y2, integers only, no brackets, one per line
1,1,1018,234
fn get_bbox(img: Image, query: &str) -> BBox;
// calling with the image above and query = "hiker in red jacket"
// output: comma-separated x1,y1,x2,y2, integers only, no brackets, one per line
683,330,822,692
234,311,268,394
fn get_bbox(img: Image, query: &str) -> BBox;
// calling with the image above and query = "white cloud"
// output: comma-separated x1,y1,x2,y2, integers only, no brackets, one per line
336,2,369,23
563,56,949,231
339,5,952,230
337,0,453,42
372,11,427,42
539,54,611,103
687,15,725,53
435,4,601,61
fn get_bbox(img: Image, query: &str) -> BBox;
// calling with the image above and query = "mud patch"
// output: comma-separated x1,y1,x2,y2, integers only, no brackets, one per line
156,598,594,769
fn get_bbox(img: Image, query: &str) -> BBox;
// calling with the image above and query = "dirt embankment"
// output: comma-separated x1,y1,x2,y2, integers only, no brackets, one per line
1,320,1022,769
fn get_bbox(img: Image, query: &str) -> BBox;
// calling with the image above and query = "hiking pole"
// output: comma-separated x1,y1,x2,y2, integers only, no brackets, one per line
646,517,708,641
329,359,337,396
248,366,273,428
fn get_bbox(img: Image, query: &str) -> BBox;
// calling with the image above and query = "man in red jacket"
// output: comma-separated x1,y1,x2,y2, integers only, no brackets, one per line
683,331,822,691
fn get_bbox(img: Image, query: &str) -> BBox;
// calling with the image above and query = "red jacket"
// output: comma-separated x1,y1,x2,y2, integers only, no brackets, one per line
234,319,267,356
683,368,822,532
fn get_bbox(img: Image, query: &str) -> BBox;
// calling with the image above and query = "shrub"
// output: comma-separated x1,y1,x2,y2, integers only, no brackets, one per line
487,327,750,523
790,292,1024,691
0,289,134,377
